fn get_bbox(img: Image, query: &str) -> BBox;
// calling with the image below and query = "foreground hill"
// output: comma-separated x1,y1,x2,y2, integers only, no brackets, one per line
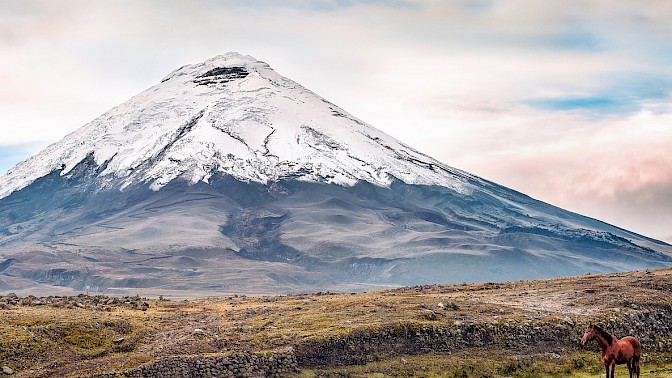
1,53,671,294
0,268,671,377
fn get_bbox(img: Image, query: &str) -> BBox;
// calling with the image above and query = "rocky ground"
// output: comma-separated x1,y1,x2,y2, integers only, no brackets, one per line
0,268,671,377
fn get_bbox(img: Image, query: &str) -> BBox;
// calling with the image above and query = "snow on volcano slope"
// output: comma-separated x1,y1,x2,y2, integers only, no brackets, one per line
0,52,469,200
0,53,671,295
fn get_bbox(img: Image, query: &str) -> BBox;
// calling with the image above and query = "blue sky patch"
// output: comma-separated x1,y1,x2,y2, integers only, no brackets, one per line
529,71,672,115
530,96,623,113
0,143,45,176
550,31,601,52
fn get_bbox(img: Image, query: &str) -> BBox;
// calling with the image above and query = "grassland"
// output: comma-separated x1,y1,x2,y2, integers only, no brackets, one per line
301,350,672,377
1,268,671,377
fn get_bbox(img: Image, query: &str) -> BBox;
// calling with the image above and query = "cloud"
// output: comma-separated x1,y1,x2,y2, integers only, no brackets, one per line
419,108,672,243
227,0,421,12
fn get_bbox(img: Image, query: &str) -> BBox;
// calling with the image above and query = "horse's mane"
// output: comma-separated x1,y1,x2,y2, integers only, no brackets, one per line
593,325,613,345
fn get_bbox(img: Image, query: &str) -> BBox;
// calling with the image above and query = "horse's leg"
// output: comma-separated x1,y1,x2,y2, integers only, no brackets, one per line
604,361,610,378
610,360,616,378
635,355,641,378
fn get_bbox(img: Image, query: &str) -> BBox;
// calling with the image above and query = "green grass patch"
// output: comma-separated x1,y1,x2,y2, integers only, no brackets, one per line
0,308,146,373
301,351,672,378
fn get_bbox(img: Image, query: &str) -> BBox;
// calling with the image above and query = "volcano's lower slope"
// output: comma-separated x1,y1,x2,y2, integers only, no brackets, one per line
2,166,671,295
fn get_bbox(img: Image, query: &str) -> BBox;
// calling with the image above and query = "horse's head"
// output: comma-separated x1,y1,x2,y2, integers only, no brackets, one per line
581,323,596,345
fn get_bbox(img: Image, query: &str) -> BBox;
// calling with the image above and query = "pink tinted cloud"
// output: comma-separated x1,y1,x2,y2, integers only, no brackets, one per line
432,109,672,243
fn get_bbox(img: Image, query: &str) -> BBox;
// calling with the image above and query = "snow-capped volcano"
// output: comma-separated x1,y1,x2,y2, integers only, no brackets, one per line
0,53,670,295
0,52,467,200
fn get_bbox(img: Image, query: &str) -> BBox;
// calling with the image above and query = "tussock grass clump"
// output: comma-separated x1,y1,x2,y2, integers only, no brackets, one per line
0,305,147,375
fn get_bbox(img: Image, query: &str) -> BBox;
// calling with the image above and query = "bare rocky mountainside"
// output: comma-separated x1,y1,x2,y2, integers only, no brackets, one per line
0,268,671,377
0,52,671,295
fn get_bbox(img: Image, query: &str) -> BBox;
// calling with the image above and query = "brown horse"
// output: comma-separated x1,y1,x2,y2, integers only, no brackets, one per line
581,323,641,378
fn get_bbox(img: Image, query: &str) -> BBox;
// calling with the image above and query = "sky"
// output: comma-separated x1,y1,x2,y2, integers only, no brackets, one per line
1,0,671,243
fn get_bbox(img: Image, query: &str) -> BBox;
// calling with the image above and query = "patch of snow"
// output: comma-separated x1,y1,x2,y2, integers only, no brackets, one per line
0,52,475,199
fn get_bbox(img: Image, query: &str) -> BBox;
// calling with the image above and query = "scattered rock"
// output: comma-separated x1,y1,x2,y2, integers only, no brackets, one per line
86,348,299,378
421,309,437,320
0,294,150,312
444,301,459,310
113,337,125,344
2,366,13,375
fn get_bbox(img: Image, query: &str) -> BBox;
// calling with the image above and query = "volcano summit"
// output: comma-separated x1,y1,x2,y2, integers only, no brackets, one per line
0,53,670,295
